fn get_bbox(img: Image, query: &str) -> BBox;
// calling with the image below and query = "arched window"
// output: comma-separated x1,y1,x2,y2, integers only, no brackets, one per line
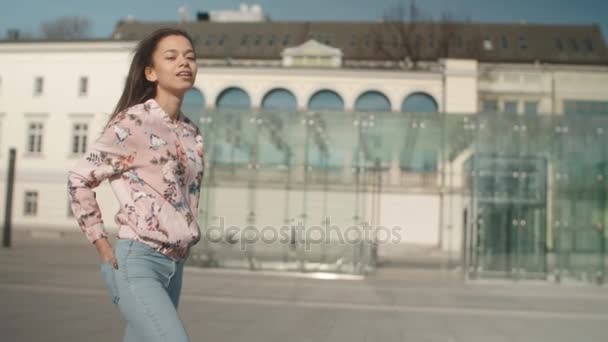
182,87,205,126
401,92,439,113
354,91,391,112
216,87,251,109
308,89,344,111
261,88,297,111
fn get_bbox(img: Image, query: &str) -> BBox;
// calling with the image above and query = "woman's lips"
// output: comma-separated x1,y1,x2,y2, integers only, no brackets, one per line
176,71,193,78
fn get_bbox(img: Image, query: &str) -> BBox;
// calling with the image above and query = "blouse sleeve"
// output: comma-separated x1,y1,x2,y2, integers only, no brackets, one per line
67,111,141,244
192,128,205,213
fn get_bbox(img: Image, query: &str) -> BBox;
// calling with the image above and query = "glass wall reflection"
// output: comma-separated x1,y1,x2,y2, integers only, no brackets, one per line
186,108,608,282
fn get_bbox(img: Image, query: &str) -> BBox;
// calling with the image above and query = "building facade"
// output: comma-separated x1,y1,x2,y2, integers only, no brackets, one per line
1,20,607,279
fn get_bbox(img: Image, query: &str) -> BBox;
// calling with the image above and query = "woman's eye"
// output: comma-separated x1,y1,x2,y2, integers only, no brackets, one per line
187,56,196,60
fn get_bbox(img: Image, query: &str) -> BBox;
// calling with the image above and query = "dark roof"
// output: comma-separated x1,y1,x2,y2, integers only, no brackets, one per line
112,21,608,65
0,38,119,44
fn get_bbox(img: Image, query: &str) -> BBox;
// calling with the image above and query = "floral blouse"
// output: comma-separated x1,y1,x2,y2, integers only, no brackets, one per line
67,98,205,261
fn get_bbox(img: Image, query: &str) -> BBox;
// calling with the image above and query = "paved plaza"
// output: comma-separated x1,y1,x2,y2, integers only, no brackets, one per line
1,232,607,342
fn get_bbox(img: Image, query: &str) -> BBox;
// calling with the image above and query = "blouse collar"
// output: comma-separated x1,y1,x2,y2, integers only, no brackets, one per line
145,98,185,127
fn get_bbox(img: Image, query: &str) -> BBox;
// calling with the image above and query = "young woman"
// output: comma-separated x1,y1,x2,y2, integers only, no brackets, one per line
67,28,204,342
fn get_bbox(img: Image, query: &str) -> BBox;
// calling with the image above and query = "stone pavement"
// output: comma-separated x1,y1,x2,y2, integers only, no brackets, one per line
1,232,608,342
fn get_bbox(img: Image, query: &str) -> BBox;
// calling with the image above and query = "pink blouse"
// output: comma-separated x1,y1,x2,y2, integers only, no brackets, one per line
67,98,205,261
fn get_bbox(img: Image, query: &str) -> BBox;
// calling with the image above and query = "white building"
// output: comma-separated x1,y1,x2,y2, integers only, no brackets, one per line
0,20,607,272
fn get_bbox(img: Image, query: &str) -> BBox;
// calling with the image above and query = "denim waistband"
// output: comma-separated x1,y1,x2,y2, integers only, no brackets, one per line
116,238,185,264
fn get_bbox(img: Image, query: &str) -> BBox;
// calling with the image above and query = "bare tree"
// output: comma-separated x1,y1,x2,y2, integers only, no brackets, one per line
373,0,476,69
433,12,480,61
373,0,428,69
6,29,35,40
40,16,91,40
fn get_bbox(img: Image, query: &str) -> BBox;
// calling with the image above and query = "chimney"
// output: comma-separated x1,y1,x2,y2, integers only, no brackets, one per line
178,5,189,23
196,11,210,21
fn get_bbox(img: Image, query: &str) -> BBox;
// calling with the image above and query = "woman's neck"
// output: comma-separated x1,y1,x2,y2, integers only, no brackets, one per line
154,92,183,122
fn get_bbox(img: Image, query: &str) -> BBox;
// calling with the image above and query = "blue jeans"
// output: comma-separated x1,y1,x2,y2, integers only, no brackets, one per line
100,238,191,342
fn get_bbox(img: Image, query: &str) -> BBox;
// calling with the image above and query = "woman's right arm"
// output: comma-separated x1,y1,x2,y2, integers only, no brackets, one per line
67,111,141,263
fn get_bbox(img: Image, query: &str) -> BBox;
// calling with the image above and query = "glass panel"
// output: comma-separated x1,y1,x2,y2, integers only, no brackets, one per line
186,107,608,282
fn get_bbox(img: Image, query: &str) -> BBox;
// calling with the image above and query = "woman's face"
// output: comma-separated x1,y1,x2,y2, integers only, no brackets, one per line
145,34,198,97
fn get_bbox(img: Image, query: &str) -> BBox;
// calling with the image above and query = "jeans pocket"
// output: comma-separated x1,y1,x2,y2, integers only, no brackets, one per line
100,261,120,305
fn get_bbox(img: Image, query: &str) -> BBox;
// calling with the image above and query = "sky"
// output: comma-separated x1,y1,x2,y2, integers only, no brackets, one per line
1,0,607,40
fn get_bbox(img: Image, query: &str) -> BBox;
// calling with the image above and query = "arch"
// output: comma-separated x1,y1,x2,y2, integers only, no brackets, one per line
216,87,251,109
308,89,345,111
182,87,206,126
401,92,439,113
261,88,297,111
354,90,391,112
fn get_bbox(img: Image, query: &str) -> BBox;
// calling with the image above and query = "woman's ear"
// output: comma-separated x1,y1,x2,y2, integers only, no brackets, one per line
144,66,157,82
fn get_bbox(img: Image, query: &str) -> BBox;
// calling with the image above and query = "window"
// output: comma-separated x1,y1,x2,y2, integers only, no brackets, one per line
518,36,528,49
564,100,608,115
482,100,498,113
218,35,226,46
241,35,248,45
524,101,539,115
27,122,44,154
34,76,44,96
570,38,579,52
501,36,509,49
78,76,88,96
282,35,290,46
292,56,333,67
415,34,422,48
205,35,213,46
456,36,463,48
71,123,89,155
556,38,564,51
24,191,38,216
350,34,357,47
268,34,276,46
503,101,518,114
402,92,439,113
354,91,391,112
584,38,593,52
254,34,262,46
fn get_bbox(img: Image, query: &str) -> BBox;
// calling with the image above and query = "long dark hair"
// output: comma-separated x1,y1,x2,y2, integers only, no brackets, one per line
106,27,195,128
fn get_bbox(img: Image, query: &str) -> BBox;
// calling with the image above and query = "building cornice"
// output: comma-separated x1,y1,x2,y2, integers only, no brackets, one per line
0,40,136,53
